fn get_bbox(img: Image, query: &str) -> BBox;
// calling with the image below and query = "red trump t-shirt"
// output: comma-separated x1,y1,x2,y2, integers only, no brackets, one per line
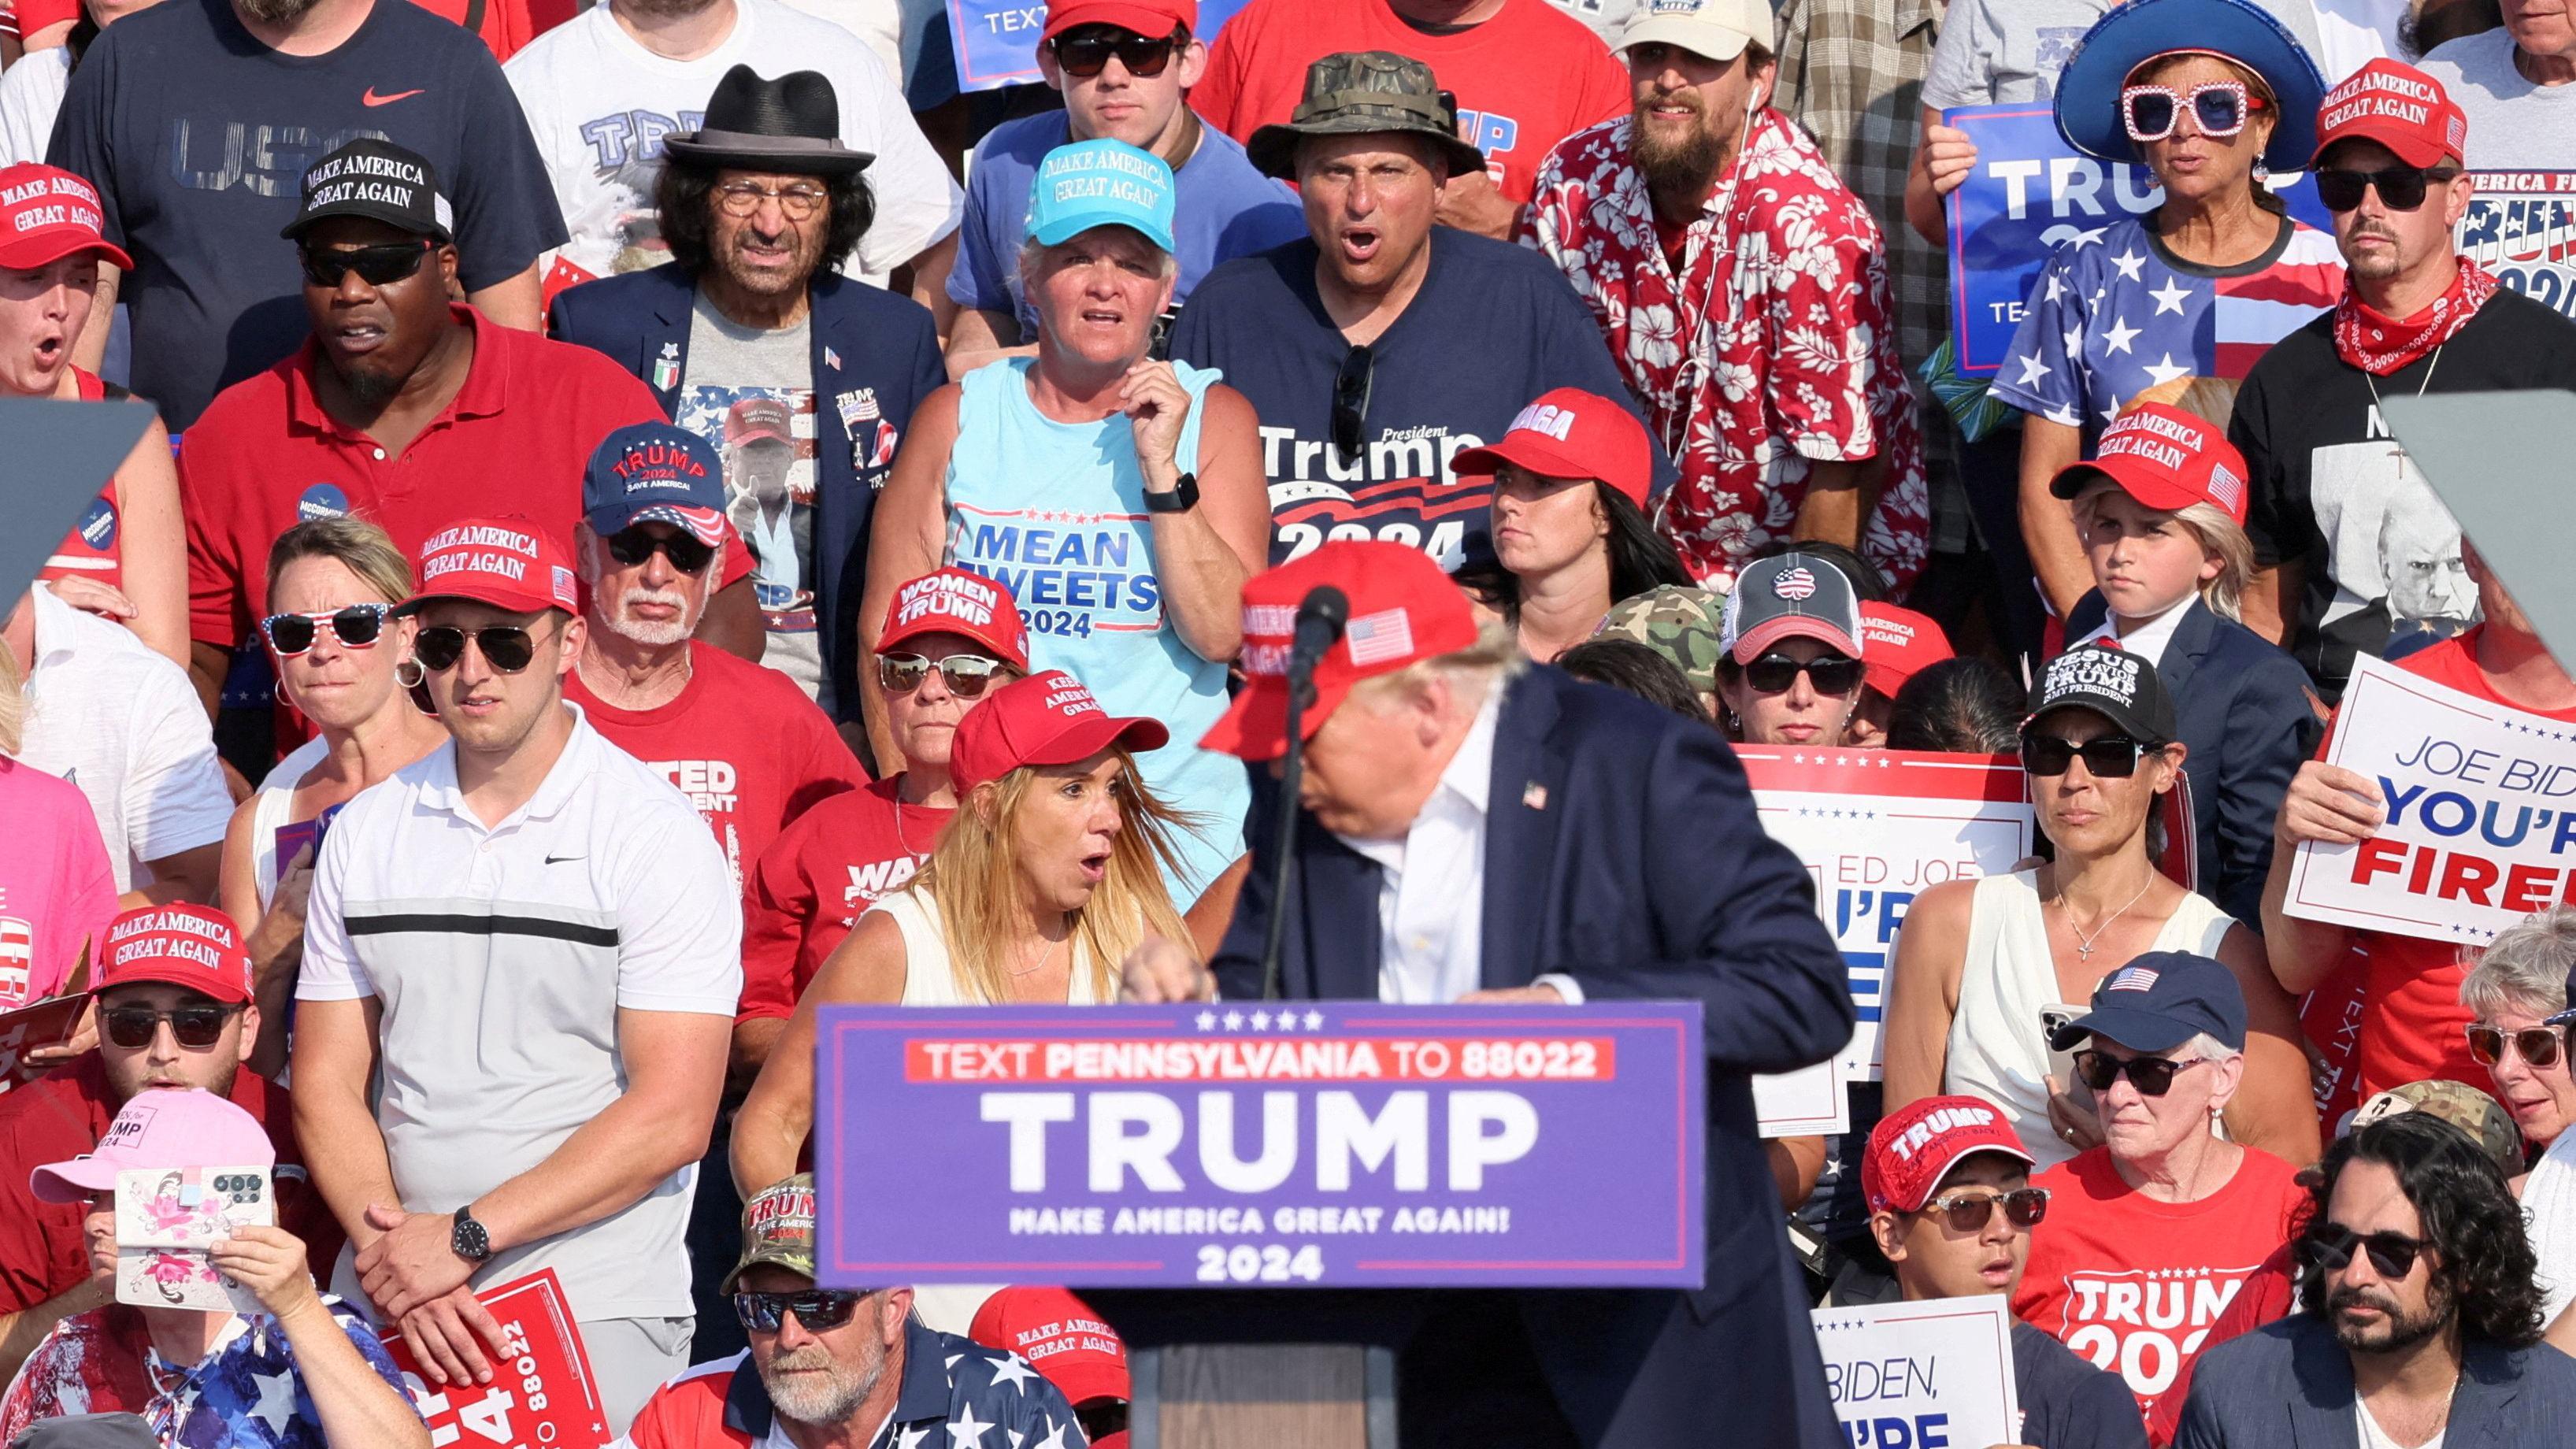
738,778,954,1023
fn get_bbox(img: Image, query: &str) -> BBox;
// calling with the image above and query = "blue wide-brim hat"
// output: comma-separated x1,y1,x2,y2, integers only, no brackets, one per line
2053,0,2326,174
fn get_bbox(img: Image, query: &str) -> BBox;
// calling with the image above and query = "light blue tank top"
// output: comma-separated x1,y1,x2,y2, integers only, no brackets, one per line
945,358,1246,905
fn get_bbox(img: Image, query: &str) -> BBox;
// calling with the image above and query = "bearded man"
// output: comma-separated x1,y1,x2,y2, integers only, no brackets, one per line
1522,0,1929,594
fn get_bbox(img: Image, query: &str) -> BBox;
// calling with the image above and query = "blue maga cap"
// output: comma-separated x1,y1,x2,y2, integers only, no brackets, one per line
583,422,728,544
2048,949,2248,1054
2052,0,2326,175
1026,139,1177,254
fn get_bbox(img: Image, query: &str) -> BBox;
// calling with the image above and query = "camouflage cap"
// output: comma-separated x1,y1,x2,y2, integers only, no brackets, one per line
726,1173,817,1292
2352,1080,2523,1178
1595,585,1728,697
1245,51,1490,182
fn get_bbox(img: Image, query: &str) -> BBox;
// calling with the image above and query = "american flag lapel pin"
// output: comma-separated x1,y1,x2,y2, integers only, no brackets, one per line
1522,782,1547,810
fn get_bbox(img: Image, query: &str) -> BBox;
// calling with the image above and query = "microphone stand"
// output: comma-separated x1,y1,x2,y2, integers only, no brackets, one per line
1258,664,1310,1002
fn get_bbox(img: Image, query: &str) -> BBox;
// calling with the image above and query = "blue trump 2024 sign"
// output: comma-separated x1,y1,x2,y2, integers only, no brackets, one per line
1943,102,2330,377
814,1002,1705,1288
947,0,1254,91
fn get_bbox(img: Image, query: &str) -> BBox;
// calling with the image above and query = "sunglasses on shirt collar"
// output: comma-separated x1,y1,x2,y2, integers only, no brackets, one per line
298,239,436,289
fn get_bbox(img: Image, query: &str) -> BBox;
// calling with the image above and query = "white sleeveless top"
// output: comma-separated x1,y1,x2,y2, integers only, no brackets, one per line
871,888,1105,1006
248,736,331,910
1943,870,2237,1171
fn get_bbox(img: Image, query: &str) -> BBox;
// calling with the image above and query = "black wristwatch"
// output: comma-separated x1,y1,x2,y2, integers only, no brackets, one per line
1143,472,1199,513
451,1206,492,1264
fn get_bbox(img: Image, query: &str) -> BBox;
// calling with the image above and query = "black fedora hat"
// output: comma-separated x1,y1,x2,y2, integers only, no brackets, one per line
663,65,873,176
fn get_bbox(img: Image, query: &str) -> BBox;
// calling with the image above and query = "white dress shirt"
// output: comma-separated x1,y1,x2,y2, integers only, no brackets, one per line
2074,597,2191,668
1329,687,1583,1006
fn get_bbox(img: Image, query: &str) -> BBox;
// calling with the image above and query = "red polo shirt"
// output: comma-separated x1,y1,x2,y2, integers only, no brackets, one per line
0,1059,338,1315
181,306,680,651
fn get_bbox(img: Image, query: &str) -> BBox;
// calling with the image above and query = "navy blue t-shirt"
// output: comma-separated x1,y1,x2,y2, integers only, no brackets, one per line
49,0,565,430
1169,227,1659,569
2013,1321,2149,1449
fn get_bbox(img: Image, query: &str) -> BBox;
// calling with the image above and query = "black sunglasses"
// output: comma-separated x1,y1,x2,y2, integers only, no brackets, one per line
415,624,551,674
1331,344,1375,459
1917,1186,2050,1233
1051,24,1184,78
299,239,435,289
2021,732,2144,778
2071,1049,2203,1097
732,1290,863,1333
2467,1022,2564,1069
260,602,391,656
2315,165,2460,213
878,652,1011,699
1737,653,1864,695
102,1003,244,1051
2300,1222,2433,1280
606,528,714,575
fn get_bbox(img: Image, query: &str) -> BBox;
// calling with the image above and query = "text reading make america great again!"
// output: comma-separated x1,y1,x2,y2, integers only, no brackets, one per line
812,1003,1705,1289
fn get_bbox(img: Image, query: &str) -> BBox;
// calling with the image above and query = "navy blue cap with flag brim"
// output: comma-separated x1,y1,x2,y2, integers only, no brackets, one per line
2052,0,2326,175
2048,950,2248,1053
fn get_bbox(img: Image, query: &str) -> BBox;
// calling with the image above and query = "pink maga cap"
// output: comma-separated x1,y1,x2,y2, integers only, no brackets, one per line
29,1088,273,1203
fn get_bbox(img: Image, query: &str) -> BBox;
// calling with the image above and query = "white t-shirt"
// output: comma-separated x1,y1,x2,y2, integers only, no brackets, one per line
2522,1126,2576,1325
2358,1399,2445,1449
0,46,68,166
763,0,902,87
298,706,741,1321
2419,28,2576,169
502,0,961,288
18,584,232,893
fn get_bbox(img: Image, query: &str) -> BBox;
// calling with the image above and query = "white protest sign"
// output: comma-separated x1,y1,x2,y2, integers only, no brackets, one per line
1755,1058,1848,1138
1740,750,2039,1084
1811,1295,2020,1449
2287,653,2576,944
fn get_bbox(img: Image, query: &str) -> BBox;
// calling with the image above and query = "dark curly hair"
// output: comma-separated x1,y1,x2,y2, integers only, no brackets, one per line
654,159,876,278
1557,639,1711,725
2295,1112,2545,1348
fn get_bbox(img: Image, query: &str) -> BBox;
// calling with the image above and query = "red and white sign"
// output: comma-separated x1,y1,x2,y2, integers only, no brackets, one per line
2287,653,2576,944
388,1270,609,1449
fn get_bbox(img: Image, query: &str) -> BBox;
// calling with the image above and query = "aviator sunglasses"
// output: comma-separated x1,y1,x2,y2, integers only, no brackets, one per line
259,602,392,656
2121,80,2265,143
605,528,715,575
414,624,555,674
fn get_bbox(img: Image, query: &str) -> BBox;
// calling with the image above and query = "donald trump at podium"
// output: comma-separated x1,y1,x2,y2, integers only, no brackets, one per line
1121,539,1854,1449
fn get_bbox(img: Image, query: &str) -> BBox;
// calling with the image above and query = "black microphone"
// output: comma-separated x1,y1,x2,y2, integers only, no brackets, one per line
1286,586,1350,704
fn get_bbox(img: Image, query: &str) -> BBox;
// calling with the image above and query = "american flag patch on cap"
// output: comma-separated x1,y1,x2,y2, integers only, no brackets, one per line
1346,608,1415,667
2107,966,2161,993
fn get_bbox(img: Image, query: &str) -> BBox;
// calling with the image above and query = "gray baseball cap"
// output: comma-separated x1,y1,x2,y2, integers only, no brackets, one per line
1720,554,1864,665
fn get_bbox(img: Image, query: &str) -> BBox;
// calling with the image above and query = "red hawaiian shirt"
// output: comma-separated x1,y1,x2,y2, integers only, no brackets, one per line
1522,110,1929,592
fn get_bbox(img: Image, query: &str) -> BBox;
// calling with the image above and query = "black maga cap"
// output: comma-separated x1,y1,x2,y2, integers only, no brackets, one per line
2049,951,2248,1054
283,138,453,243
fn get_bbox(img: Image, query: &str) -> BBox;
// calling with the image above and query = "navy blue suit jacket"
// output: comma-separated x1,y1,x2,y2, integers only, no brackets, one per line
2063,595,2322,923
2175,1314,2576,1447
547,263,945,721
1210,667,1854,1447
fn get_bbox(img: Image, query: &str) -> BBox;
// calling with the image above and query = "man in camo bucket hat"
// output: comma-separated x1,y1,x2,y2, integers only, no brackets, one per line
1244,50,1489,180
1596,584,1728,713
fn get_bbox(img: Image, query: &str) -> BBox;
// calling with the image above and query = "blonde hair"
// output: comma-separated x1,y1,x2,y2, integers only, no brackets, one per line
917,746,1199,1002
2085,382,2253,620
265,515,413,605
0,642,22,757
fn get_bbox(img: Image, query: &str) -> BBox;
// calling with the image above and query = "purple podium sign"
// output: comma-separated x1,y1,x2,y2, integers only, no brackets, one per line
813,1002,1704,1289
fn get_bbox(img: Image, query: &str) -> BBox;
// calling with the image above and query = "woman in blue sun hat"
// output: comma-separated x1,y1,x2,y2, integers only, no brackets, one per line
1992,0,2348,624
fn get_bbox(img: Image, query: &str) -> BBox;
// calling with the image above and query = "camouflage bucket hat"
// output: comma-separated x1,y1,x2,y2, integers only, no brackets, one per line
726,1173,817,1292
1595,585,1728,698
2352,1080,2524,1179
1245,50,1491,182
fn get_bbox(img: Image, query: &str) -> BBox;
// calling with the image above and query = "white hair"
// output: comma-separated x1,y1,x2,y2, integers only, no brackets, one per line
1347,623,1529,720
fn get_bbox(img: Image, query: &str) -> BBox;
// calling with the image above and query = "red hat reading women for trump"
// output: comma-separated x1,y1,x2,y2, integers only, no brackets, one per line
0,162,132,272
399,518,580,616
2314,58,2467,168
1201,541,1481,762
877,568,1031,672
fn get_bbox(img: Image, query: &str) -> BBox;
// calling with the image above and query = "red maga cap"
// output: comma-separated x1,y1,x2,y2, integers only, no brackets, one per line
1043,0,1195,40
2048,403,2250,524
1862,1095,2034,1215
1859,602,1954,699
1450,388,1653,509
402,518,580,616
1200,540,1481,762
949,670,1169,794
2315,58,2467,169
98,904,254,1006
969,1287,1131,1406
0,163,132,272
877,568,1032,672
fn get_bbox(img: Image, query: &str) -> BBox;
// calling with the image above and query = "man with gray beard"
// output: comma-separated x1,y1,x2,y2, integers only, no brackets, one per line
617,1176,1090,1449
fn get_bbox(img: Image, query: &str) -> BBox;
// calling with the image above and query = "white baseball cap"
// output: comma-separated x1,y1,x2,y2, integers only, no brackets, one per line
1619,0,1774,61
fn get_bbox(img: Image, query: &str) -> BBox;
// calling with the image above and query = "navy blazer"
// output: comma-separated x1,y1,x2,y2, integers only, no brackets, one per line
2175,1314,2576,1447
1210,666,1855,1447
547,263,946,722
2063,595,2322,924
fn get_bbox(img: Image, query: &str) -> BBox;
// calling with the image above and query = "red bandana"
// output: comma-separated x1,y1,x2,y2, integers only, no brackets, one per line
2333,256,2499,376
